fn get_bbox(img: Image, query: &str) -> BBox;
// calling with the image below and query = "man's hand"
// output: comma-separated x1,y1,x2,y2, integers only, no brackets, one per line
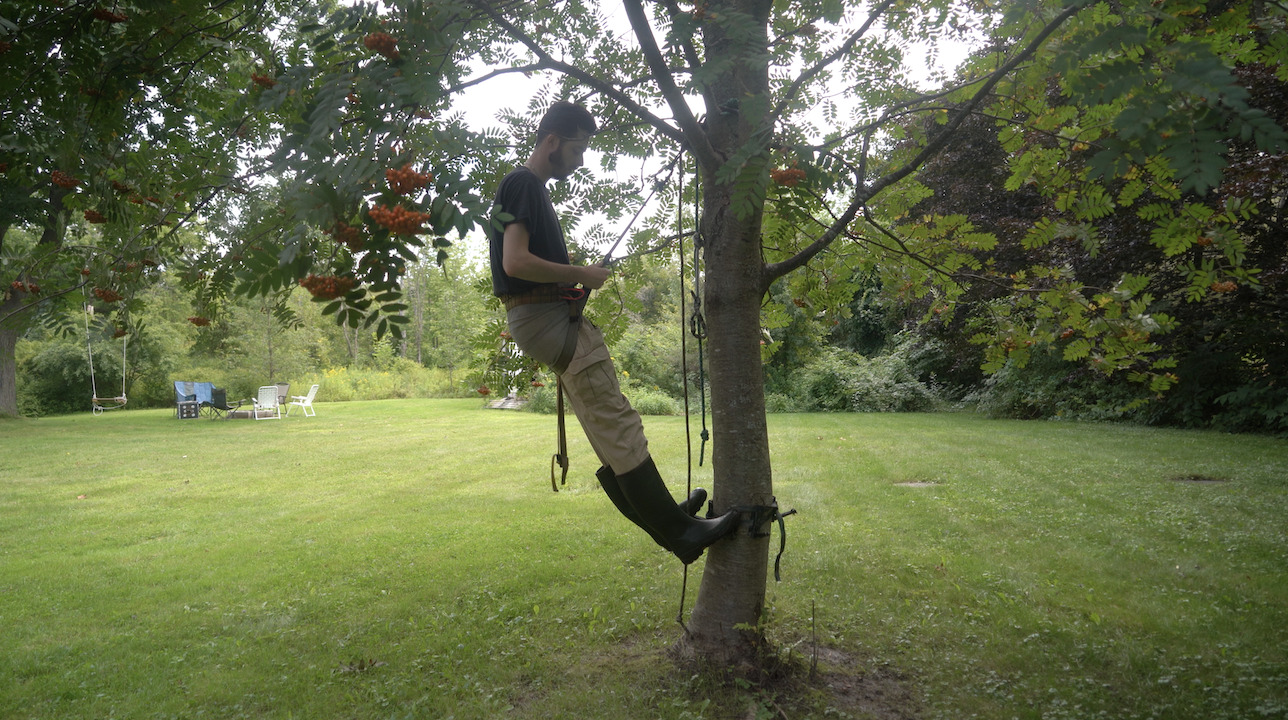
578,263,611,290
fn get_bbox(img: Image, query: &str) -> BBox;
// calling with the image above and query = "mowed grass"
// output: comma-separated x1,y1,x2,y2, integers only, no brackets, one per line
1,401,1285,719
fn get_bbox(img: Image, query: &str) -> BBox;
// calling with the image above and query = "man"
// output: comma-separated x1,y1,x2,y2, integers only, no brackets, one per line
489,101,739,565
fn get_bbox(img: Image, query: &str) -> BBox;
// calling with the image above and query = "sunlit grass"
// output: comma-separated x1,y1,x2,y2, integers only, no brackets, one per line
1,404,1285,718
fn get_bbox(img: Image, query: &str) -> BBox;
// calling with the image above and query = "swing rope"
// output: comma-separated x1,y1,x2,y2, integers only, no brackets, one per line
83,295,128,414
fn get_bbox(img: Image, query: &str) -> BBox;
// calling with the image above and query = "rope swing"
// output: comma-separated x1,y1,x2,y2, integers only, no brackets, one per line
83,301,128,414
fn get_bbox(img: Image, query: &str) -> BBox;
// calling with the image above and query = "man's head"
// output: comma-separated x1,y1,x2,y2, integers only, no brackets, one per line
532,101,597,181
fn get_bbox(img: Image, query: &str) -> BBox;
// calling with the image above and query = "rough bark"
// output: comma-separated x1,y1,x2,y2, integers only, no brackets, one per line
0,296,21,417
677,0,779,664
679,180,776,664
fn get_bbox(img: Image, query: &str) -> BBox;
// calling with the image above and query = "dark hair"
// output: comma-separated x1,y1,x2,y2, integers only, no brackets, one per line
536,101,597,143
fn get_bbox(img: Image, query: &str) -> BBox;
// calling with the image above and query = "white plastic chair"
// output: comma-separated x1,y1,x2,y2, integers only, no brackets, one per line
252,385,281,420
287,384,319,417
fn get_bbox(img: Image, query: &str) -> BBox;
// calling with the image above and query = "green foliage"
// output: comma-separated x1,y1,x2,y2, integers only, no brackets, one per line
968,346,1151,422
789,344,941,413
15,338,91,417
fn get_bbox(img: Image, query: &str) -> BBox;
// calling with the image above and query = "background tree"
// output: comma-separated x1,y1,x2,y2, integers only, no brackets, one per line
0,0,292,415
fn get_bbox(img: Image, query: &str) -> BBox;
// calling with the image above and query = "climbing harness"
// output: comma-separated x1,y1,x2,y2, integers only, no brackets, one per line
546,159,677,491
83,301,128,414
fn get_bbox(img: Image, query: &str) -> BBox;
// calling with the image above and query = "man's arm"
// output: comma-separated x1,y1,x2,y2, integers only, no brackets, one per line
502,222,610,289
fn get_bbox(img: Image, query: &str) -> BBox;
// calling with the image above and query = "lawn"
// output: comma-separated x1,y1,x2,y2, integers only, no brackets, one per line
1,401,1285,719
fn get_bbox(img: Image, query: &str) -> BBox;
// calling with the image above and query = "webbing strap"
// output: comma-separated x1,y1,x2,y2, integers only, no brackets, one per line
549,298,582,492
733,500,798,582
551,377,568,492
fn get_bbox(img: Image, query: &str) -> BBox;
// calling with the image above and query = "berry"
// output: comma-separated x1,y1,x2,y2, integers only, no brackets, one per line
92,8,128,23
385,163,432,195
325,220,365,251
113,327,128,338
51,170,80,189
363,32,400,61
92,287,124,303
368,204,428,235
84,210,107,223
769,167,807,187
1210,280,1238,293
251,72,276,89
299,274,357,300
477,385,491,396
187,316,211,327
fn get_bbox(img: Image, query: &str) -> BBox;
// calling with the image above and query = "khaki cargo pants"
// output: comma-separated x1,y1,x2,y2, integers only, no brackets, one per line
507,301,649,475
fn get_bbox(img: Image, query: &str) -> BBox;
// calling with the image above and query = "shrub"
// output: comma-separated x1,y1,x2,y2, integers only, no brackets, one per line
521,376,681,416
765,392,806,413
967,347,1147,421
16,340,92,416
792,345,940,413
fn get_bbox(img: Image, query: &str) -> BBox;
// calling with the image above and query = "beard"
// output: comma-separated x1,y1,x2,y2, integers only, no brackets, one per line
548,150,573,180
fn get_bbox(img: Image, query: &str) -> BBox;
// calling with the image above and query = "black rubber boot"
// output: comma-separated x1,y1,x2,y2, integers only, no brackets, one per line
616,456,741,565
597,465,706,552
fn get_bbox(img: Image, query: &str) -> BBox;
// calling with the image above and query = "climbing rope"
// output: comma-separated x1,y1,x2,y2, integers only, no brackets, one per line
673,150,796,630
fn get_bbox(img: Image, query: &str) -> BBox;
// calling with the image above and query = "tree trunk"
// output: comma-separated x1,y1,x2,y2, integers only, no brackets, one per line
0,296,22,417
678,0,777,665
679,181,775,665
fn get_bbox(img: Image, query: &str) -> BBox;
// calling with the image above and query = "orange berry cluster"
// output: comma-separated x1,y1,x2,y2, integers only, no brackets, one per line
477,385,491,396
386,164,432,195
770,167,807,187
93,287,124,303
326,221,365,251
113,327,128,338
1210,280,1238,293
0,41,12,54
10,280,41,294
251,72,276,89
299,274,357,300
92,8,129,23
188,316,211,327
111,180,132,194
363,32,400,61
84,210,107,224
51,170,80,189
368,204,428,235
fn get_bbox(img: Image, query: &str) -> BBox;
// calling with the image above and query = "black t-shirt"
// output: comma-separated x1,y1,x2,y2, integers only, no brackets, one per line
489,166,569,297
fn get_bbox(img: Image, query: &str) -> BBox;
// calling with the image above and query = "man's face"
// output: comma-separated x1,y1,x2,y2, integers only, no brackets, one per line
548,131,590,180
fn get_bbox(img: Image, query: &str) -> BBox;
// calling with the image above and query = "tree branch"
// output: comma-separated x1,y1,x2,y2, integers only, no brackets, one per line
769,0,899,127
620,0,717,167
763,0,1091,285
466,0,688,148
